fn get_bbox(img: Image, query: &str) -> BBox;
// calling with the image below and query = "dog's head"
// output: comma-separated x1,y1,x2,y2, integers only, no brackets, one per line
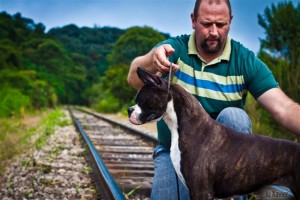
128,67,171,125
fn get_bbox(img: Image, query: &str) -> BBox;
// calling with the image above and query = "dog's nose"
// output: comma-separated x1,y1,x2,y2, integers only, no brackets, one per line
128,106,134,118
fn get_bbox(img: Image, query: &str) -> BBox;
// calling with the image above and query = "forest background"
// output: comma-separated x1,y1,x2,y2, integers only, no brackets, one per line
0,1,299,141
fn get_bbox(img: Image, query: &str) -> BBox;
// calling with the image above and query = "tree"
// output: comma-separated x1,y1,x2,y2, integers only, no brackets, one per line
248,1,300,141
107,26,166,65
48,25,125,76
95,26,167,112
258,1,300,101
0,41,22,69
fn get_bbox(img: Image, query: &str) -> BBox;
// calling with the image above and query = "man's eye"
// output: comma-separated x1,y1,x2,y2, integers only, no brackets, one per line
216,23,227,28
201,22,212,28
201,22,227,28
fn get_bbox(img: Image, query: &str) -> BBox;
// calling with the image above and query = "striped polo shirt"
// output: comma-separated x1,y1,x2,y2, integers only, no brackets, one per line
156,32,279,147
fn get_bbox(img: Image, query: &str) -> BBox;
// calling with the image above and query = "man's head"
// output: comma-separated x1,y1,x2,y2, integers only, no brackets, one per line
191,0,233,56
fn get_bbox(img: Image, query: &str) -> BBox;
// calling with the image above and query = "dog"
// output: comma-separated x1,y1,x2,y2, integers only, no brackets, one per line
128,67,300,200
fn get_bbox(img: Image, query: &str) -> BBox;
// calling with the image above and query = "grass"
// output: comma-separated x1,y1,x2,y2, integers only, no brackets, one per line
245,95,300,142
0,107,69,175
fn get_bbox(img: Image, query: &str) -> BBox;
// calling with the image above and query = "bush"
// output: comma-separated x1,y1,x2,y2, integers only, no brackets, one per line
245,94,299,142
0,86,31,118
96,95,120,113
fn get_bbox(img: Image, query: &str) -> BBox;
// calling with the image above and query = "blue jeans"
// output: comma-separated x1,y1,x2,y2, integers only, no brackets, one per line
151,107,251,200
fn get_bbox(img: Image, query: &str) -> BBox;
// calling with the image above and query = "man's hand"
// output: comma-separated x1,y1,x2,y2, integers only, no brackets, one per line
128,44,180,90
152,44,180,74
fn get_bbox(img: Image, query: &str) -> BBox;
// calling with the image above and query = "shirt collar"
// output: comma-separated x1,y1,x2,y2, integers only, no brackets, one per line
188,31,231,64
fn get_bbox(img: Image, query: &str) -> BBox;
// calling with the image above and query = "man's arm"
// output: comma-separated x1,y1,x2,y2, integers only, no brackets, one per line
257,88,300,136
127,50,158,90
127,44,179,90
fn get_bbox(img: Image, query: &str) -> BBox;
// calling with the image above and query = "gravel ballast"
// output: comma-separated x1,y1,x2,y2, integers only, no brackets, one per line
0,109,97,200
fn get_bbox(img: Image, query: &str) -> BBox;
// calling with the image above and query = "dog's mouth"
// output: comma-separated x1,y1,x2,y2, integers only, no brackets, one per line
129,117,140,125
128,109,162,125
128,105,142,125
128,112,141,125
129,112,159,125
145,113,158,122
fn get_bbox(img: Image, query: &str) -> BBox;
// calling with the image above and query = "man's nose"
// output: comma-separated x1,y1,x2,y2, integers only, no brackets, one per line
209,24,218,36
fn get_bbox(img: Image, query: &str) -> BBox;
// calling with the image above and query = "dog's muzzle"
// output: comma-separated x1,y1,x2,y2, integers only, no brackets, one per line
128,106,142,125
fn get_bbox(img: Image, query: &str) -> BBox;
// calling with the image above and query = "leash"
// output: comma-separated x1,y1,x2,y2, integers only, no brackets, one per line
166,62,181,199
167,62,181,200
175,171,181,200
167,62,173,92
168,64,179,200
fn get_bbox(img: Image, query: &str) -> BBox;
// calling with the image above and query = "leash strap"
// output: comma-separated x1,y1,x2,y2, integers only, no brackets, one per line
167,62,172,91
175,171,181,200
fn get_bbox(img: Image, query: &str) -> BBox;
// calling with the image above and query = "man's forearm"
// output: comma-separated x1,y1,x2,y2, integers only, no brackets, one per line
258,88,300,137
282,102,300,136
127,50,157,90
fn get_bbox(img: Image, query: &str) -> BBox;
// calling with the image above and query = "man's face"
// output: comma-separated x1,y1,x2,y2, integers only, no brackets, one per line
192,0,232,56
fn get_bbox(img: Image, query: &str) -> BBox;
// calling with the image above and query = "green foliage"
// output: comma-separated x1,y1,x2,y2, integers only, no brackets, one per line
0,86,30,118
103,64,136,104
82,83,102,106
94,64,136,113
258,2,300,64
0,41,22,69
258,1,300,101
245,95,298,141
0,69,57,110
96,95,120,113
48,24,125,76
22,37,89,104
0,12,168,113
246,1,300,141
71,52,99,84
107,26,166,65
94,26,167,113
0,12,109,107
0,108,67,174
35,109,66,149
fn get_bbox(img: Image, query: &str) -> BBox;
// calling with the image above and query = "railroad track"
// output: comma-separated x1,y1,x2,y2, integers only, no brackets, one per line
69,107,158,200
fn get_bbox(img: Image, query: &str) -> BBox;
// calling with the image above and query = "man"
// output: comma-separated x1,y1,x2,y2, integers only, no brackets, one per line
127,0,300,199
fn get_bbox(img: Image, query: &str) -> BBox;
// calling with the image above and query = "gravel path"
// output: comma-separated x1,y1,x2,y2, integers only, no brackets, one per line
0,109,97,200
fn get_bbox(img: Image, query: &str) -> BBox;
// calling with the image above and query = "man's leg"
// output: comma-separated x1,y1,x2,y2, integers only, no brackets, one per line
151,144,190,200
216,107,251,200
216,107,252,134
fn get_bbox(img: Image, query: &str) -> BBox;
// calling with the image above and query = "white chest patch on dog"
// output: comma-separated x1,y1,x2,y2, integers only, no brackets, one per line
163,99,187,188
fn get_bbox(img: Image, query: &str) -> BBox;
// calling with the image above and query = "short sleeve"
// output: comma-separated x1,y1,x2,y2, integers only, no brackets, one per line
244,52,279,99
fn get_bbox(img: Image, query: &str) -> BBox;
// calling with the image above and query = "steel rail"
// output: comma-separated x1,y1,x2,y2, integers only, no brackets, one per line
69,107,126,200
75,107,159,145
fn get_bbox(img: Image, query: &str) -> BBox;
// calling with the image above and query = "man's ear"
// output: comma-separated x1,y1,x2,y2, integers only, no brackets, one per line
191,13,196,29
137,66,163,86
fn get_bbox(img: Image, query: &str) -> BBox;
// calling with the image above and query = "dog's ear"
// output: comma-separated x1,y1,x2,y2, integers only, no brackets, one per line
137,66,163,86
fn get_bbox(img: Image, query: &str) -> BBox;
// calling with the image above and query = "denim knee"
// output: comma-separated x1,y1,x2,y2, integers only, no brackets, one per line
216,107,252,134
